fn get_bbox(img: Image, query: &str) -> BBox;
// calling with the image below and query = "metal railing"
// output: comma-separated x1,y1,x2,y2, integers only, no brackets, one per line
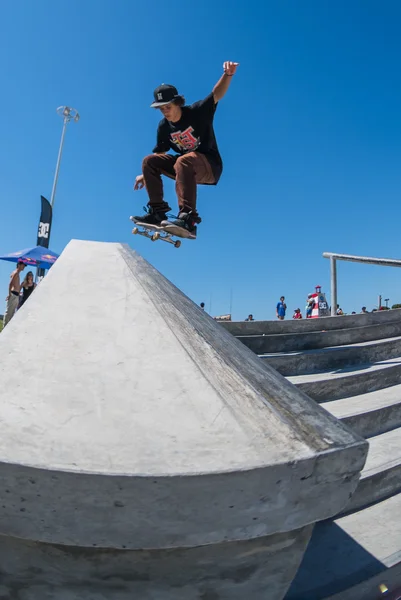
323,252,401,316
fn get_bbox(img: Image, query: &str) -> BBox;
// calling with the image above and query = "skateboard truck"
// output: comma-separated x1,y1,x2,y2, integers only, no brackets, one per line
132,227,181,248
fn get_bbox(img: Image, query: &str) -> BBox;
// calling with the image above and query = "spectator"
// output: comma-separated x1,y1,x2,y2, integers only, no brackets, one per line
361,307,368,314
245,314,254,321
336,305,344,316
293,308,302,319
3,260,26,328
351,311,356,314
19,271,36,309
276,296,287,320
305,295,314,318
200,302,205,310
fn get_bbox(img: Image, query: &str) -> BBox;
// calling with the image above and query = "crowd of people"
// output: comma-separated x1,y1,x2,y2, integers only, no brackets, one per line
2,261,36,329
242,303,387,321
241,296,390,322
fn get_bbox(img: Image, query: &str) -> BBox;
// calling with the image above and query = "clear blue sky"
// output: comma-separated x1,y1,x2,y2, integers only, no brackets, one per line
1,0,401,319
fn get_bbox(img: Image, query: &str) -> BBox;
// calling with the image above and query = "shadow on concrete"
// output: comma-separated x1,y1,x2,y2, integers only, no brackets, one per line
285,520,386,600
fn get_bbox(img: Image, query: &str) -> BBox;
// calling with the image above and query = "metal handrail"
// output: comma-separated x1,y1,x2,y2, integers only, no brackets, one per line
323,252,401,316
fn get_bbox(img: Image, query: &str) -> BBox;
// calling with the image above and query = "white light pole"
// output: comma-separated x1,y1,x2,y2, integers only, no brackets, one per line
50,106,80,208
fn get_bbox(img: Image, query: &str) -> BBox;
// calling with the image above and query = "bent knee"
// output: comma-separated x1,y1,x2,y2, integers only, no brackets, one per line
142,154,158,170
174,152,197,170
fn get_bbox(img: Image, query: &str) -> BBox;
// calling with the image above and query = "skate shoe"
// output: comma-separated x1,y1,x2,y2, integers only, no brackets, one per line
161,212,198,239
130,205,171,227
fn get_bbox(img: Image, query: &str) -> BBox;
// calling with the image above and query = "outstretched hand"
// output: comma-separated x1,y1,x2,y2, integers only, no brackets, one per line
134,174,145,190
223,61,239,76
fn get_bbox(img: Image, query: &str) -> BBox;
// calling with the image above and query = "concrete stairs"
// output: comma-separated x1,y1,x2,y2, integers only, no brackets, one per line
223,310,401,599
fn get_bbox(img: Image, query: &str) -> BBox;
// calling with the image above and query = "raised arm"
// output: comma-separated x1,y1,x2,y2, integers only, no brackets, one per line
213,61,239,103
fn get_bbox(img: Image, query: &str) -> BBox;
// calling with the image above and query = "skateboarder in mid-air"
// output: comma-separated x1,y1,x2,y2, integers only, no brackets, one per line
132,61,239,238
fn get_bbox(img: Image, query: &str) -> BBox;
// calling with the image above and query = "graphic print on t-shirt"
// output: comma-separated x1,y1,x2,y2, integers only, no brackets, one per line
170,126,200,152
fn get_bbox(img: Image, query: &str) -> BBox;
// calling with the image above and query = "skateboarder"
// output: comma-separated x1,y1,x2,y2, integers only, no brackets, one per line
132,61,239,238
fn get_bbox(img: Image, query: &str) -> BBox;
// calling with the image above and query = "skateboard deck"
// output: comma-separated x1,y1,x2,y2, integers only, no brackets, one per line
130,218,195,249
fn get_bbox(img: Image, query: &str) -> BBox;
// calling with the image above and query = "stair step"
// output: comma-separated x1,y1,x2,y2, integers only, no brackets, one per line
222,308,401,337
289,357,401,401
342,428,401,514
322,384,401,438
238,320,401,354
260,336,401,376
285,493,401,600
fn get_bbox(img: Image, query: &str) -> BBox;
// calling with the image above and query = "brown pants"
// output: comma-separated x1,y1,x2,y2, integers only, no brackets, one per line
142,152,215,220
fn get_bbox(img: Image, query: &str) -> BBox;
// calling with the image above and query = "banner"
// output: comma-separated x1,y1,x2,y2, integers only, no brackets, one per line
37,196,52,248
213,314,232,321
36,196,52,280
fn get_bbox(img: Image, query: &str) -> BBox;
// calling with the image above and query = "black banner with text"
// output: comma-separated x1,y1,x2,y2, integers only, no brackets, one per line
36,196,52,280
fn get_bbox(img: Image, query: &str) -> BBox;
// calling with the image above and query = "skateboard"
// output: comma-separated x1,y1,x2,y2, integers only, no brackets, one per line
378,583,401,599
130,219,195,249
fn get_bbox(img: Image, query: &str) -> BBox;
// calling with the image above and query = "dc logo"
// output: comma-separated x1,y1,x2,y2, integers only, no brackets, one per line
38,222,49,238
157,93,163,100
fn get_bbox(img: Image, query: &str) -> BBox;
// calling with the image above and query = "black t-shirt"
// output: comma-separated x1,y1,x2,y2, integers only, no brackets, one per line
152,93,222,183
20,284,35,306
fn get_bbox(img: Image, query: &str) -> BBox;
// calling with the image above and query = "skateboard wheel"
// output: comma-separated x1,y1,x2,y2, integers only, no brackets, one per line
132,227,139,235
151,233,160,241
174,240,181,248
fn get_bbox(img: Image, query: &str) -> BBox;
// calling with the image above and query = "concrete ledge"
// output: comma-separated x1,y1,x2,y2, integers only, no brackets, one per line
0,241,367,558
263,337,401,376
237,320,401,354
221,309,401,337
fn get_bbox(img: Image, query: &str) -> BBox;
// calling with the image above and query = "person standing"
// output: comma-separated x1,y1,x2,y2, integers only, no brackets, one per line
276,296,287,320
4,260,25,328
19,271,36,308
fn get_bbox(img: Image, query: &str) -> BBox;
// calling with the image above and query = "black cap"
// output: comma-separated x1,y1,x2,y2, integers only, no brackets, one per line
150,84,180,108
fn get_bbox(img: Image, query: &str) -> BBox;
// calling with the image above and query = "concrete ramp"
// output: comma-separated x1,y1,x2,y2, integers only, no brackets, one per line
0,241,368,599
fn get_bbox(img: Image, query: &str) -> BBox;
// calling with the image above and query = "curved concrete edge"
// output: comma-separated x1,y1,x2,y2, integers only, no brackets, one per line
239,320,401,354
0,525,314,599
221,309,401,337
0,443,366,548
118,245,364,452
263,337,401,376
0,241,368,550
